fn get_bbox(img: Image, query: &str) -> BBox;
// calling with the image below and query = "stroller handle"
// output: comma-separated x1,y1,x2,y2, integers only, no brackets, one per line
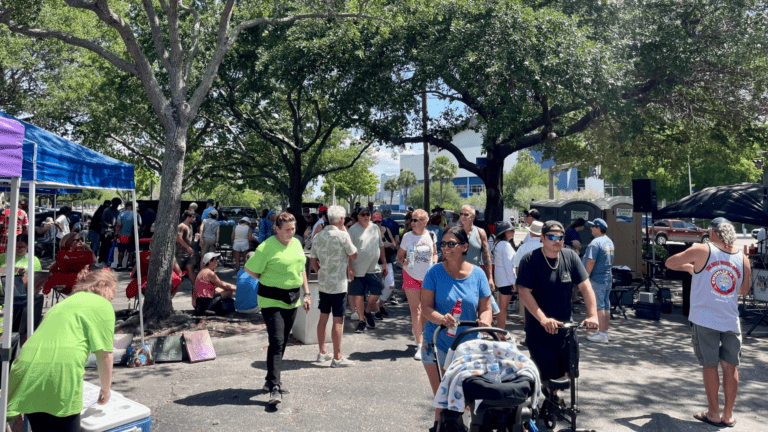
432,321,506,352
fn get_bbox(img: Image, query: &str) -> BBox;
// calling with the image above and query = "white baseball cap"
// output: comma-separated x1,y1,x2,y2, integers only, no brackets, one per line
202,252,221,265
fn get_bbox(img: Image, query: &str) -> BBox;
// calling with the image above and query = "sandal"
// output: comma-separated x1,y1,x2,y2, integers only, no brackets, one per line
693,412,723,427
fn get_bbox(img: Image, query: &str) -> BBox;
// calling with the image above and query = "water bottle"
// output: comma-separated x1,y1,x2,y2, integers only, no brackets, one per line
446,299,463,337
407,247,415,269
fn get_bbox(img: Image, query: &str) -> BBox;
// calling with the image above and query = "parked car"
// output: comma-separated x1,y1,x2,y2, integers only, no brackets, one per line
390,212,406,229
753,228,761,239
648,219,709,246
218,206,259,221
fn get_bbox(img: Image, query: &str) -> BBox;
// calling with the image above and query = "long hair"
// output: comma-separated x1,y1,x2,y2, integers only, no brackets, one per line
71,268,117,301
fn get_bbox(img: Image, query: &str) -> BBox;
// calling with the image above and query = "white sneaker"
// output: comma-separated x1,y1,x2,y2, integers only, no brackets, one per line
606,332,611,341
586,333,609,343
331,357,355,367
414,343,423,361
350,312,359,321
316,352,333,362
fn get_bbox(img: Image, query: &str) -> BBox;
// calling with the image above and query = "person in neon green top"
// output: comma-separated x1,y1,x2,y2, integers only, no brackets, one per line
245,212,310,406
6,268,116,431
0,235,42,296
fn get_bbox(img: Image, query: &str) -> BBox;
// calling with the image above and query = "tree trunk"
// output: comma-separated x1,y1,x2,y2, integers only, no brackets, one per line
483,152,505,224
439,180,444,206
143,121,190,322
389,191,394,210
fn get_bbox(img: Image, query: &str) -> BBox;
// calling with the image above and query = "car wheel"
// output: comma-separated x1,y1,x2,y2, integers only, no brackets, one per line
702,235,710,243
655,234,667,246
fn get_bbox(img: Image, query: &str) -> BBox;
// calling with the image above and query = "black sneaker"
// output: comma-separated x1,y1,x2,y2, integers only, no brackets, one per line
379,306,389,318
355,321,366,333
262,382,289,394
268,387,282,406
365,312,376,328
390,297,399,305
374,311,383,320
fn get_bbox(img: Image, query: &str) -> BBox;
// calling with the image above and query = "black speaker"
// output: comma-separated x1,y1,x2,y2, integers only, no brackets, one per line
632,179,657,212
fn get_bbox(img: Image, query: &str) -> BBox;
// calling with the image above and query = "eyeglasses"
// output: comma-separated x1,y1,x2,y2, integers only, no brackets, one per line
413,218,427,222
546,234,564,242
359,213,371,217
440,241,463,248
74,238,84,243
460,213,471,217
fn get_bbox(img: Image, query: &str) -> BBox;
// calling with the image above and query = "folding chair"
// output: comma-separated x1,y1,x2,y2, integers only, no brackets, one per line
126,250,184,309
42,250,94,305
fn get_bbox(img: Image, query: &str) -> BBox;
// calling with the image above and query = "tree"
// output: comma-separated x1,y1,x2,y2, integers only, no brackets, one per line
429,155,458,207
321,157,379,212
465,191,487,215
384,178,399,210
503,151,549,209
398,170,417,209
0,1,383,322
514,185,551,211
407,181,462,212
369,0,767,224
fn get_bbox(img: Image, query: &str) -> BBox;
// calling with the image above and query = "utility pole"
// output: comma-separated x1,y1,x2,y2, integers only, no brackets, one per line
548,162,583,199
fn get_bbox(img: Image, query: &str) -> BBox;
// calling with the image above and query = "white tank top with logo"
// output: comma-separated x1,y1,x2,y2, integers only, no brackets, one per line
690,243,744,333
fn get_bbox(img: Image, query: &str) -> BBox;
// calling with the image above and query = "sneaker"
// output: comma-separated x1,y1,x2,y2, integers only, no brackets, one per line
414,343,423,361
587,333,609,343
350,312,359,321
262,382,289,394
390,296,399,305
355,321,366,333
316,352,333,362
365,312,376,328
268,387,282,405
379,306,389,318
606,332,612,341
331,357,355,367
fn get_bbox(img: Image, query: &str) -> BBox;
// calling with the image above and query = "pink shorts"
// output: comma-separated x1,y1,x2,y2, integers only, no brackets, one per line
402,270,423,291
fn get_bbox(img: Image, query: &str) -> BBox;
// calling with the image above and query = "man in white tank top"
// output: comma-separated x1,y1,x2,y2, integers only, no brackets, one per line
666,218,751,428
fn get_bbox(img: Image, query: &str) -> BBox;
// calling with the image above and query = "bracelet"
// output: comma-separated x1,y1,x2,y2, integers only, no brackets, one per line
303,292,311,297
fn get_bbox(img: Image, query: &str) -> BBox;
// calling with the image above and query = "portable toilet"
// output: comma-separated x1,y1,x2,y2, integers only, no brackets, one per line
531,198,602,252
591,197,642,279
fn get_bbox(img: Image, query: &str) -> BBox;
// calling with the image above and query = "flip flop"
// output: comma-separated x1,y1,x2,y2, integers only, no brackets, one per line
721,419,736,428
694,412,723,427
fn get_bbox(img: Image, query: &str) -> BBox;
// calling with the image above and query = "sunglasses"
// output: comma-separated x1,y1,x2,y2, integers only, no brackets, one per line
460,213,471,217
440,241,463,248
374,220,381,223
359,213,371,217
546,234,564,242
74,238,84,243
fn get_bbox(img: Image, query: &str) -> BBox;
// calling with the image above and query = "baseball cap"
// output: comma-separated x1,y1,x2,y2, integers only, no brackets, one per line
207,198,214,204
710,217,729,228
541,220,564,235
529,221,544,235
372,213,382,222
209,209,218,218
240,216,251,224
586,218,608,230
525,209,541,220
202,252,221,265
318,206,328,212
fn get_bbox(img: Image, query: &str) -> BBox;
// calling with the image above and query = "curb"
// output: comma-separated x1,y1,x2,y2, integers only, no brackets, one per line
211,328,270,357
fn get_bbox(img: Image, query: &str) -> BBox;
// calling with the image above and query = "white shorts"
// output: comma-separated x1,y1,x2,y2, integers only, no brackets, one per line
233,239,250,252
384,263,394,287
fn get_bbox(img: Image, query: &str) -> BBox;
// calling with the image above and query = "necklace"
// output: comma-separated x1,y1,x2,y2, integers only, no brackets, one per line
544,251,559,270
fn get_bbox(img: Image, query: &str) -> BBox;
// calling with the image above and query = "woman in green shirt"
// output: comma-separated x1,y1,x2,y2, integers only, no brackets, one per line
0,235,42,296
6,268,116,431
245,212,311,407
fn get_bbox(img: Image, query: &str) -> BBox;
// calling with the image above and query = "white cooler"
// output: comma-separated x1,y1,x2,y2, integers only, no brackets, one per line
291,283,334,344
79,382,151,432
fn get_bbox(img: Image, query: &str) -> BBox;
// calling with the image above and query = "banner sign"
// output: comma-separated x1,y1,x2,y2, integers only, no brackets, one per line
616,208,633,223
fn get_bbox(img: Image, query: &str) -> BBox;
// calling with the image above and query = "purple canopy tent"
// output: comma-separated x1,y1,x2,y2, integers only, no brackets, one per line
0,117,24,426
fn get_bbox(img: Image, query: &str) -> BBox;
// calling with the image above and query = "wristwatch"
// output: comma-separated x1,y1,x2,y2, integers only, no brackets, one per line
303,292,311,298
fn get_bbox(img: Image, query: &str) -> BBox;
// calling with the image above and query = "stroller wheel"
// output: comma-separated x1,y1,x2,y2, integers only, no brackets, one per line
542,406,557,431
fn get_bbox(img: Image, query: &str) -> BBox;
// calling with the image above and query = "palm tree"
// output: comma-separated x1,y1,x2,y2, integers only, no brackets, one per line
398,170,418,208
430,155,459,206
384,178,399,210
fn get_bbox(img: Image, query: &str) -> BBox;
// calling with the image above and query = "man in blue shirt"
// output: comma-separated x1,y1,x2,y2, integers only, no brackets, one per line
115,201,142,270
582,218,614,343
201,199,215,220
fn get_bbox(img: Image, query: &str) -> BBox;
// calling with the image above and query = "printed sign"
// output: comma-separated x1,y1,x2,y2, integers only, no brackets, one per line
753,269,768,302
616,208,633,223
571,211,588,221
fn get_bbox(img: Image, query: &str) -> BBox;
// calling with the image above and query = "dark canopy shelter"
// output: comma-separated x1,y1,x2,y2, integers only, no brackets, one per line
653,183,766,226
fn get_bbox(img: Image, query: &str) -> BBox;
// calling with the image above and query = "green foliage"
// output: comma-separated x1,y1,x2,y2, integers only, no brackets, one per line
504,151,549,209
321,156,379,208
465,192,487,214
398,170,418,205
407,181,462,211
429,155,459,206
514,185,551,211
384,178,400,209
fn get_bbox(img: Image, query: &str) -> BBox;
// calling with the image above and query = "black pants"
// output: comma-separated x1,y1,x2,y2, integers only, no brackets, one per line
98,234,112,263
27,412,81,432
261,307,298,390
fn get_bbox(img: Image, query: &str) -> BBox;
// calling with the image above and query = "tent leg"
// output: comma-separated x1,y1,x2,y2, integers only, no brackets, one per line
1,177,21,425
27,182,36,338
132,190,145,347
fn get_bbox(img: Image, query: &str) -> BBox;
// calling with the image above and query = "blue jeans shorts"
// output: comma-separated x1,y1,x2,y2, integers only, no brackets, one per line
591,281,612,311
421,341,448,367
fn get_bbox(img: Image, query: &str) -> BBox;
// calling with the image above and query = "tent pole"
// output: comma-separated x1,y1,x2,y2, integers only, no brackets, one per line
1,177,21,425
27,181,36,337
132,190,145,347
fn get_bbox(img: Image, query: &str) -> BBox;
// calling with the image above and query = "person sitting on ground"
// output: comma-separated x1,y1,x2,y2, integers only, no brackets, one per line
232,217,255,272
6,268,116,432
192,252,236,316
420,226,493,431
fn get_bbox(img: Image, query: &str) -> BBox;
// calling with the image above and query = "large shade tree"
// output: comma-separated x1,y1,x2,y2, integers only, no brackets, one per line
0,0,384,322
370,0,767,223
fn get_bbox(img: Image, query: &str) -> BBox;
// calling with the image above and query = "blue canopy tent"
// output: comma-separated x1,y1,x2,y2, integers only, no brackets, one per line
0,112,143,424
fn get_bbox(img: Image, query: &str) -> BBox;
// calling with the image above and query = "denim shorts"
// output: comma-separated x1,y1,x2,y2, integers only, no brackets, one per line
591,281,612,311
421,341,448,367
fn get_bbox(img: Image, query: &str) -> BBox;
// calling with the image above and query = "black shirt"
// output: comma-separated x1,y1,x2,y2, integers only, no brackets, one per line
516,248,588,336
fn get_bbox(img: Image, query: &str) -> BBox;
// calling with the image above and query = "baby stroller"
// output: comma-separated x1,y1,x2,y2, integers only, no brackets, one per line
432,321,540,432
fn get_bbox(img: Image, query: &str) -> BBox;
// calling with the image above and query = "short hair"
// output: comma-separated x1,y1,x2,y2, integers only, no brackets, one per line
189,203,198,210
111,197,122,206
72,268,117,301
60,232,78,250
445,226,470,255
15,235,28,246
712,222,736,248
183,210,196,220
383,209,392,217
567,218,586,230
124,201,133,208
103,200,111,205
327,205,346,224
275,212,296,228
412,209,428,221
461,205,476,216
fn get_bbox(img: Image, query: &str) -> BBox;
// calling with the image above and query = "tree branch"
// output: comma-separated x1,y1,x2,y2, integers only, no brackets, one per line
140,0,172,71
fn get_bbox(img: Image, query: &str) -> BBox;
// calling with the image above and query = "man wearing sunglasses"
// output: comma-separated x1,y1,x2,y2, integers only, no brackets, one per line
347,208,388,333
516,220,599,383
